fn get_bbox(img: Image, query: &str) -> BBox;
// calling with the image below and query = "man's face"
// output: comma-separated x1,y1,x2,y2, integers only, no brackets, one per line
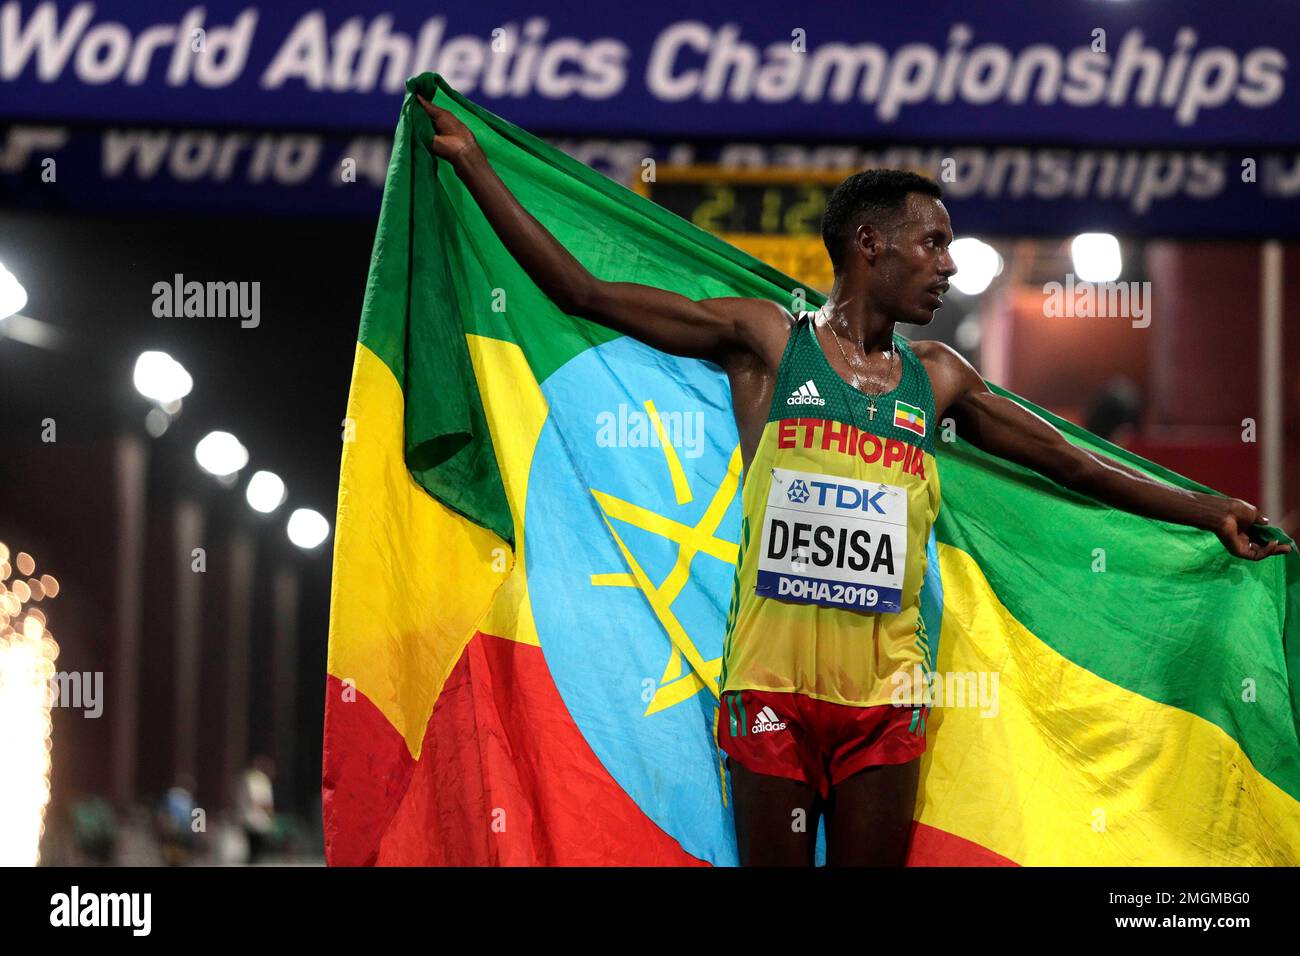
872,193,956,326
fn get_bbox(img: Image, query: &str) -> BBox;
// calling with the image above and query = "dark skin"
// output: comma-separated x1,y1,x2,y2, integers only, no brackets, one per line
418,93,1291,866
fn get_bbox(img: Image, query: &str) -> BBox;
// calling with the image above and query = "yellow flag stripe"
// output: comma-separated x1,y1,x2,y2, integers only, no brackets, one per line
919,542,1300,865
327,336,550,758
464,334,551,648
327,343,507,758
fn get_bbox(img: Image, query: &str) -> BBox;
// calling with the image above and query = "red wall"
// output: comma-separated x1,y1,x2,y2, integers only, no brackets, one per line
980,243,1300,529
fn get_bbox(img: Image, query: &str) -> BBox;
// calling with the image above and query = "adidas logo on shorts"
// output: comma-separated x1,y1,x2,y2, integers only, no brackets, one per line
786,379,825,406
751,705,787,734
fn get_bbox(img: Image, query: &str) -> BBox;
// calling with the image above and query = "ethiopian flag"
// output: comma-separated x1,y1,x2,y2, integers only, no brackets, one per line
894,399,927,438
323,73,1300,866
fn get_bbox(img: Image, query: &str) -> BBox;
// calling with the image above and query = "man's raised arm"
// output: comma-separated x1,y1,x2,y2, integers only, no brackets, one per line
926,341,1291,561
416,94,785,362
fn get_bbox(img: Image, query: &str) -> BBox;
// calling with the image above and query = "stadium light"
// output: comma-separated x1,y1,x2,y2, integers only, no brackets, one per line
1071,233,1122,283
949,238,1002,296
286,508,330,549
246,471,287,514
0,263,27,322
133,351,193,405
195,431,249,478
0,541,59,866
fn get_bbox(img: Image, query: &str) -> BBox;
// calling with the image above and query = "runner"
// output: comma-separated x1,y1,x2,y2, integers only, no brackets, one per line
416,93,1290,867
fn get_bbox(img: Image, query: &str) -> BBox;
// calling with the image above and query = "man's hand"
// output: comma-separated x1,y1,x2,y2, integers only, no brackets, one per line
415,93,479,167
1212,497,1293,561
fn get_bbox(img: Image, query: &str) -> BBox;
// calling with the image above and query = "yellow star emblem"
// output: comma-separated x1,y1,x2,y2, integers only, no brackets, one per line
588,399,742,716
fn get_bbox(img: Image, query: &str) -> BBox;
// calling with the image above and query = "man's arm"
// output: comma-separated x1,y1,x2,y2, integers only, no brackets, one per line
415,93,788,363
924,342,1291,561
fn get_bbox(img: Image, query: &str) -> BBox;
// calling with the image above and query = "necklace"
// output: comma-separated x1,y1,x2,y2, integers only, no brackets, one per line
819,309,897,421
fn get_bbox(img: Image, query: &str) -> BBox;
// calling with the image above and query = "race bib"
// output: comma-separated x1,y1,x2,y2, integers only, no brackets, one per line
755,467,908,613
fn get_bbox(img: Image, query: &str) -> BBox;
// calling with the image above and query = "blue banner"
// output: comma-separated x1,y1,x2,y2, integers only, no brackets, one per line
3,123,1299,238
1,0,1299,145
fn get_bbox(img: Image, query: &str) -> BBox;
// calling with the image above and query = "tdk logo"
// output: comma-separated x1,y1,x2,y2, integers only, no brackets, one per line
809,480,888,514
786,479,810,503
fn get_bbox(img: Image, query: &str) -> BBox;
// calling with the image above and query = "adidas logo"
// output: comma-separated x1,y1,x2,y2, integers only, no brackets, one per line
751,705,787,734
786,379,825,406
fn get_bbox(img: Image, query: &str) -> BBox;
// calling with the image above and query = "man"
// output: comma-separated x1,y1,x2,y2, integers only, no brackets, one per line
416,93,1290,867
236,756,276,864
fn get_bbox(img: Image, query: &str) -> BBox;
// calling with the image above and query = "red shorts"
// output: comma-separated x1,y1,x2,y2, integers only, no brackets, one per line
717,689,928,800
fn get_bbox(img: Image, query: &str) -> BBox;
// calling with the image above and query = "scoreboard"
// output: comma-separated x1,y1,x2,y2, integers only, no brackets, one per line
633,167,858,293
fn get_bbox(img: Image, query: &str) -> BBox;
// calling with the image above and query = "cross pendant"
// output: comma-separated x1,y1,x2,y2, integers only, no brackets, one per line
867,398,877,420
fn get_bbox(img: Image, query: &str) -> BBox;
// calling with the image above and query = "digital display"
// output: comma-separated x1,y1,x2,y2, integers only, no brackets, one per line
634,167,856,291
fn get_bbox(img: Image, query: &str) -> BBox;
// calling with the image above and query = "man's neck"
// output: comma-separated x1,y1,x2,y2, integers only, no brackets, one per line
823,276,896,355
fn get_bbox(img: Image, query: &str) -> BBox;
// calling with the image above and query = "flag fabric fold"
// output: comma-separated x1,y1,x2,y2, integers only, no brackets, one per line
323,72,1300,866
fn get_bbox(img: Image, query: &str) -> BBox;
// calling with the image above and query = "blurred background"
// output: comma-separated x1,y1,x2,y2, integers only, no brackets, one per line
1,0,1298,865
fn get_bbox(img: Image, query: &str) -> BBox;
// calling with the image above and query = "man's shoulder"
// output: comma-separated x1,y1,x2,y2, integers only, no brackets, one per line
909,338,959,365
702,296,796,330
909,339,978,380
908,339,984,414
702,296,796,367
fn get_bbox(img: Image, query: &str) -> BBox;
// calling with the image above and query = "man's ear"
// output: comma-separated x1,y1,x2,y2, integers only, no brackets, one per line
854,222,884,264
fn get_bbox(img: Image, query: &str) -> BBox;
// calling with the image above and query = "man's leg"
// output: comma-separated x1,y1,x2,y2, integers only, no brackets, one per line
728,756,821,867
823,757,920,866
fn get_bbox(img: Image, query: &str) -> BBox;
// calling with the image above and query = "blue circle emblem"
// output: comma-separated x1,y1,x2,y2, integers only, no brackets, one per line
525,336,741,864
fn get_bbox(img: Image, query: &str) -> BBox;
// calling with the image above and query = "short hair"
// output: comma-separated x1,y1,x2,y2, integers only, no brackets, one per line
820,169,943,273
